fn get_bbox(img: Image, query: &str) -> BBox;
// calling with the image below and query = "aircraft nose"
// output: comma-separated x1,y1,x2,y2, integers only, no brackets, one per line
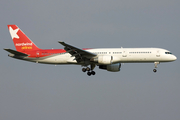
173,55,177,61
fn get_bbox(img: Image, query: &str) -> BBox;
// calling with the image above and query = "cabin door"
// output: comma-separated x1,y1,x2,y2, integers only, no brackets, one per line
122,50,127,57
156,50,160,57
36,51,40,58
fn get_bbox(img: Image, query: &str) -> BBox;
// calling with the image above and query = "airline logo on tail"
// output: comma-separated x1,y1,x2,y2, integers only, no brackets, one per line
9,26,20,39
7,25,40,52
9,27,33,47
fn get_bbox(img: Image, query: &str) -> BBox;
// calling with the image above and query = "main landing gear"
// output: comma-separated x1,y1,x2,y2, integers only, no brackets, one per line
82,67,96,76
82,64,96,76
153,62,160,73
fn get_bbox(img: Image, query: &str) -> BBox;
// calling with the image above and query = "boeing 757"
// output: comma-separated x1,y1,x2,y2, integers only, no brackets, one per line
4,25,177,76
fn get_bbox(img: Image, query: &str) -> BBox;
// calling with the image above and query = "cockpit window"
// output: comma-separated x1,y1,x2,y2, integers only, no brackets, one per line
165,52,172,54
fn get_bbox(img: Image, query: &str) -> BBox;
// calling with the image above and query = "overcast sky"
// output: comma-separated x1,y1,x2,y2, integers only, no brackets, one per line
0,0,180,120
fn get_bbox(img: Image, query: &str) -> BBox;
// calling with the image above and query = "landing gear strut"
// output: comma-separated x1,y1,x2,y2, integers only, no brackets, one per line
82,64,96,76
153,62,160,73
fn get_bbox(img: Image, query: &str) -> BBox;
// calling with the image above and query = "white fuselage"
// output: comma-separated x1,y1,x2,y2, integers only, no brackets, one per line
25,48,177,64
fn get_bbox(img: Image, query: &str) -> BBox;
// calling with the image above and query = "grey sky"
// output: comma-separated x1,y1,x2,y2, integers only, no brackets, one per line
0,0,180,120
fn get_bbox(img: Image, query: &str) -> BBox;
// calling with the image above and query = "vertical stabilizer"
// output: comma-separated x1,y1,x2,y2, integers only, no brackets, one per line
7,25,41,52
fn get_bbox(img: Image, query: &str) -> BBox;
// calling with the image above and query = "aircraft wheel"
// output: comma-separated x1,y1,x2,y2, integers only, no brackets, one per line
87,71,91,76
153,69,157,73
91,71,96,75
82,68,86,72
86,67,90,71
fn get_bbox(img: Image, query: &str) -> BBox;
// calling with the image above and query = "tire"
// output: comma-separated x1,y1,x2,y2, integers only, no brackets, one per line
86,67,90,71
153,69,157,72
87,71,91,76
91,71,96,75
82,68,86,72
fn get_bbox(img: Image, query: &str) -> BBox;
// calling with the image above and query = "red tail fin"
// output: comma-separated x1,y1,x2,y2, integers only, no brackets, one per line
7,25,41,52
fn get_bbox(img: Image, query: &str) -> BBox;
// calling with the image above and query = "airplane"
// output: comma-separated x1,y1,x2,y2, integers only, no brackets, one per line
4,25,177,76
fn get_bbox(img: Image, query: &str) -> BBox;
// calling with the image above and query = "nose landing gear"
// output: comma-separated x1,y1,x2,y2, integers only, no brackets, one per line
153,62,160,73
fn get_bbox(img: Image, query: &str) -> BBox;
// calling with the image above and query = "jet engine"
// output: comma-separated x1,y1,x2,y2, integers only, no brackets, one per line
99,63,121,72
91,56,113,64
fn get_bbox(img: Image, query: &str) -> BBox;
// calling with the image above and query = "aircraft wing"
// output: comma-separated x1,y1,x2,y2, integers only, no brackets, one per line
4,48,28,56
58,41,96,62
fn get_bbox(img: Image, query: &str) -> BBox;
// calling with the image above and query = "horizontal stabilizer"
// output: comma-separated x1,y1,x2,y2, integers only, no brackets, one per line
4,48,28,56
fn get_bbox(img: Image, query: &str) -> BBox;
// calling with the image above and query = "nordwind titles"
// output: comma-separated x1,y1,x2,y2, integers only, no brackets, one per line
15,43,32,46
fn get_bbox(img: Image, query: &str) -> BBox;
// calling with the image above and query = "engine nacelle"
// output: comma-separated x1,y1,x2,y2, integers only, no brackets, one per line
99,63,121,72
91,56,113,64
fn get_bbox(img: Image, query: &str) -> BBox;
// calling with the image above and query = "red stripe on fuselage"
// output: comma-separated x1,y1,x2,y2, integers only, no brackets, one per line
23,49,66,58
